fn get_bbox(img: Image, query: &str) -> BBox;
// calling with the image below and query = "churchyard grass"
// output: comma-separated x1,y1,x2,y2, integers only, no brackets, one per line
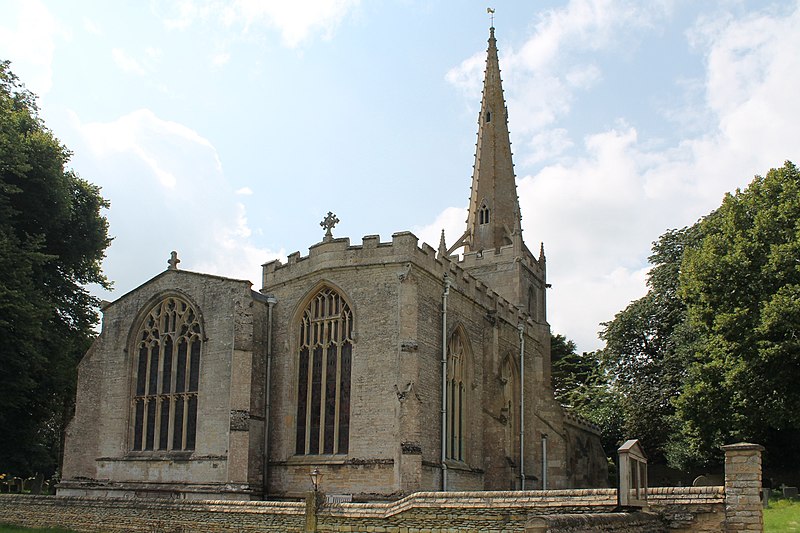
765,497,800,532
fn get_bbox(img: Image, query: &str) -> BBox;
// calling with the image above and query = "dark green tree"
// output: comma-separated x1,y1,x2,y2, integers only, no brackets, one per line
599,161,800,470
675,161,800,468
551,334,624,456
0,60,111,477
599,227,699,464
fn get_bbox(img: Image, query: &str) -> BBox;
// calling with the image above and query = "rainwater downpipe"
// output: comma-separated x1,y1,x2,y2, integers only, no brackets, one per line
518,322,525,490
441,274,451,491
542,434,548,490
262,295,277,499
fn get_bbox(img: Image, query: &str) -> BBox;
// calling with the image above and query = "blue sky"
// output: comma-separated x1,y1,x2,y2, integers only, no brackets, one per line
2,0,798,351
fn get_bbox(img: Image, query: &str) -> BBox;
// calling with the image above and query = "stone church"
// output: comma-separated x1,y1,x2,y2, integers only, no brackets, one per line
59,27,607,501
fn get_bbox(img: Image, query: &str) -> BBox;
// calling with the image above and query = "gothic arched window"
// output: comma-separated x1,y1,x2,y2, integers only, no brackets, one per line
447,328,468,461
295,287,353,455
479,203,490,225
132,296,202,452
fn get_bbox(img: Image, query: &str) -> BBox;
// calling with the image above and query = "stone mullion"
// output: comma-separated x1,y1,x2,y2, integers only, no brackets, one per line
304,319,315,455
181,345,191,450
167,339,179,451
332,317,342,455
318,319,330,455
142,341,155,449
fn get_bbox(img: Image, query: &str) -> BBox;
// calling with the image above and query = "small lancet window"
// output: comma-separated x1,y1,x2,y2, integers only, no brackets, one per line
479,203,490,225
485,111,492,123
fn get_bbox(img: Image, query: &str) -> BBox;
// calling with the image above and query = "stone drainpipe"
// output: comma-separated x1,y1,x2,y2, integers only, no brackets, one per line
722,442,764,532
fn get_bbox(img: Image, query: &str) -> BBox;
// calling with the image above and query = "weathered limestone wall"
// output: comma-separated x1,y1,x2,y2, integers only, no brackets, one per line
60,269,268,500
261,232,603,497
0,487,732,533
648,487,725,532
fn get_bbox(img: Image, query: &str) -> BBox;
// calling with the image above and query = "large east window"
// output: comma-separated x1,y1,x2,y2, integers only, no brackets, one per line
131,296,202,452
295,287,353,455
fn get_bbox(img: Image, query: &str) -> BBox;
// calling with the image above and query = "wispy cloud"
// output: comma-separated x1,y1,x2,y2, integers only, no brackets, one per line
0,0,63,94
153,0,360,48
441,1,800,351
71,108,281,290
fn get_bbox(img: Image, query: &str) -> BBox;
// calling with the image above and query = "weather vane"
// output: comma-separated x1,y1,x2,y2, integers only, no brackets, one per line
487,7,495,27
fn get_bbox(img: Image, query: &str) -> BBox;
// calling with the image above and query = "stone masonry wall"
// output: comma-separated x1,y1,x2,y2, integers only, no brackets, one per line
0,487,734,533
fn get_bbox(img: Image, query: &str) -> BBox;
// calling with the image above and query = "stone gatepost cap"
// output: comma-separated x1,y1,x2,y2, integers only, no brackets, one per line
721,442,764,452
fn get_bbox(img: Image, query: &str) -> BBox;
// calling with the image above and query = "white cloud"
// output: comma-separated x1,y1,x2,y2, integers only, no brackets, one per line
153,0,360,48
83,17,102,36
235,186,254,196
413,207,468,254
71,109,280,293
0,0,63,94
438,1,800,352
112,48,148,76
447,0,671,136
211,51,231,67
111,47,163,76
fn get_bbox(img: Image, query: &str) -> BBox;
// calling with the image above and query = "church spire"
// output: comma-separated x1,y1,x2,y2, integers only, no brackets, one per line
452,25,523,254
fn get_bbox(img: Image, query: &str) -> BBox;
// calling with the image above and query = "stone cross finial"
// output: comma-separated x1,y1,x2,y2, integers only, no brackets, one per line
320,211,339,241
168,251,180,270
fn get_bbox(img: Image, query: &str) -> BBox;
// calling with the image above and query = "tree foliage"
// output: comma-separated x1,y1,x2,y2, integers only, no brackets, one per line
0,60,111,477
599,161,800,470
674,161,800,468
551,334,623,457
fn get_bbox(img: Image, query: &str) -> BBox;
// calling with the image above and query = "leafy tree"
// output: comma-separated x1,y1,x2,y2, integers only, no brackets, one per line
599,161,800,470
0,61,111,477
551,334,624,456
675,161,800,468
599,227,699,464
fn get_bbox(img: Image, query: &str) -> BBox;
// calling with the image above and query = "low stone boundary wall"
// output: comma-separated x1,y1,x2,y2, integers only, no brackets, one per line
0,495,306,532
0,486,731,533
648,487,725,532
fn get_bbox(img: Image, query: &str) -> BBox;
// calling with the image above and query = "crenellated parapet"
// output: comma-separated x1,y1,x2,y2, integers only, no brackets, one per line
261,232,537,329
564,411,602,435
459,241,545,278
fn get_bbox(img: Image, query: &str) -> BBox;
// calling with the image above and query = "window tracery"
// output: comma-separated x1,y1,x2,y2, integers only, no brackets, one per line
295,287,353,455
131,296,201,452
447,328,468,461
479,203,491,225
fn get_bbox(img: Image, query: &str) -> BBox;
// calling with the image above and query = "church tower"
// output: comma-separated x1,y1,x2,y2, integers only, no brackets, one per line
450,25,547,322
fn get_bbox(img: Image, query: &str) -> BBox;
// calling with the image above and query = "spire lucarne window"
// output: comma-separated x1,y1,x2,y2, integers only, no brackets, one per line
295,287,353,455
132,296,202,452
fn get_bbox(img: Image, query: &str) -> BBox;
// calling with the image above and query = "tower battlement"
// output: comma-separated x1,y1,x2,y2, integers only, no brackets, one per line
261,232,536,328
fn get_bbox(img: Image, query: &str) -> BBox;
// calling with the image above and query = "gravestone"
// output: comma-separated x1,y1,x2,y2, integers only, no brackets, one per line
783,486,798,499
692,474,724,486
31,473,44,495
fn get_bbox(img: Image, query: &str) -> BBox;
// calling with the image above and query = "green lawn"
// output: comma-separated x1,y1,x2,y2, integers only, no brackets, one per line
765,498,800,533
